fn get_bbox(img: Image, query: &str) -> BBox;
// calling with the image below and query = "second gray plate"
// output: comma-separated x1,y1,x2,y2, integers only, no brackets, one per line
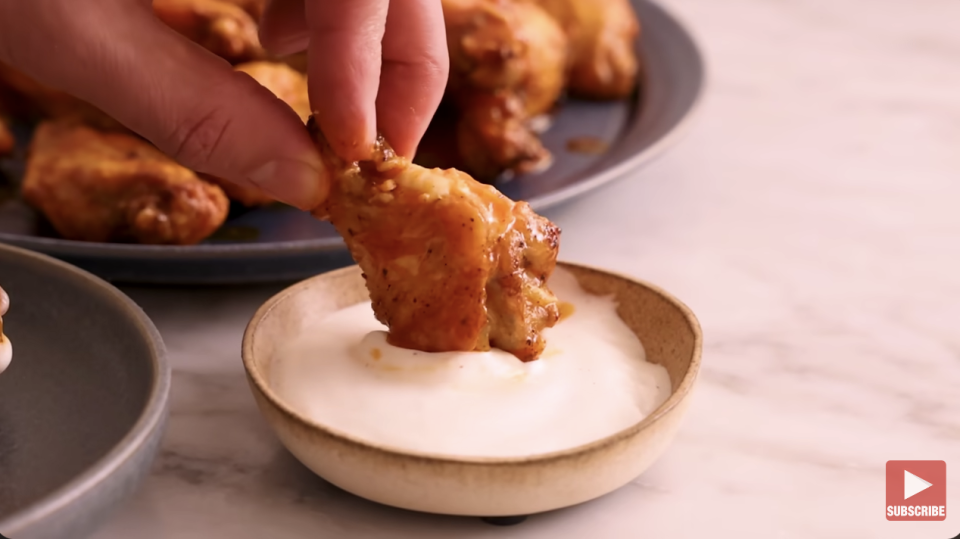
0,0,704,284
0,243,170,539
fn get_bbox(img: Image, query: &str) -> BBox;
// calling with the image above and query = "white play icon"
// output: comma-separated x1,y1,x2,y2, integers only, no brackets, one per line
904,470,933,500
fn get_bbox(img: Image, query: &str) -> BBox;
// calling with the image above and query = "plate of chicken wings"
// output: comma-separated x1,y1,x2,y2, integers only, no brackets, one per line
0,0,703,284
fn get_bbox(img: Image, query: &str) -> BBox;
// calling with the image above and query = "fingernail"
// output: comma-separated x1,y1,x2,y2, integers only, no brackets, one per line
248,157,328,211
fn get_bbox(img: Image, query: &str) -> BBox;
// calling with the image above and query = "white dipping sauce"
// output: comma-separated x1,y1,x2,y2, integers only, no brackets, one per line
0,335,10,374
271,268,671,458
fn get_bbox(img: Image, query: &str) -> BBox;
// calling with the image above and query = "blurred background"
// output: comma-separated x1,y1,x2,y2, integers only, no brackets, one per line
0,0,957,537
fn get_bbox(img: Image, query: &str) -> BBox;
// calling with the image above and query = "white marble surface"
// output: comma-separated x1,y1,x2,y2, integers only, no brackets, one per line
93,0,960,536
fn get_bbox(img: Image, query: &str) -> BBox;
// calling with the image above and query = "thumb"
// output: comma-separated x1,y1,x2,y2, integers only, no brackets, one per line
0,0,326,210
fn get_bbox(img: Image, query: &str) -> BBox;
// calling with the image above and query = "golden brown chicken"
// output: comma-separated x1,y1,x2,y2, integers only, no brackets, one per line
235,61,310,122
442,0,568,180
201,61,311,206
527,0,640,99
22,121,229,245
309,117,561,361
153,0,264,64
0,117,13,157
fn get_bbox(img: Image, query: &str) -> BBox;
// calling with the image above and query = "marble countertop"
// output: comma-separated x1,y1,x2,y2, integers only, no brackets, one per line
92,0,960,536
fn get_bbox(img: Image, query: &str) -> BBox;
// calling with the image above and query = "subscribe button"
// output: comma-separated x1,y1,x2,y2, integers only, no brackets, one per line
886,460,946,521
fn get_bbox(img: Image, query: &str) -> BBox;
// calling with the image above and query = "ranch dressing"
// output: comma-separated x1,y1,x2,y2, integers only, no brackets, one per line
270,268,671,458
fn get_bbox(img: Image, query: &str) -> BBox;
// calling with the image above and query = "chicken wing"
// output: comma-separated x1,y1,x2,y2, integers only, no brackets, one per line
528,0,640,99
309,117,561,361
202,61,311,206
153,0,264,64
454,90,549,180
236,61,310,122
22,121,229,245
442,0,568,180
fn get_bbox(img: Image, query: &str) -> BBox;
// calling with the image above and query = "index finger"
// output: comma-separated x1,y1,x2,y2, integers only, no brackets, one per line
376,0,448,158
305,0,389,162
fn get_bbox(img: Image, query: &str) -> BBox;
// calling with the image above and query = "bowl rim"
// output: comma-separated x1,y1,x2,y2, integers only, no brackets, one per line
242,261,702,466
0,242,170,532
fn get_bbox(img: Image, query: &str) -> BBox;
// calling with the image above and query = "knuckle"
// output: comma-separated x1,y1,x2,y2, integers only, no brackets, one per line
169,105,235,172
424,51,450,81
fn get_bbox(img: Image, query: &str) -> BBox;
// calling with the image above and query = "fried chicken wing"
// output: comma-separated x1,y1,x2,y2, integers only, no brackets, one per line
455,90,548,180
153,0,264,64
309,117,561,361
201,61,311,206
442,0,568,180
236,61,310,122
528,0,640,99
22,121,229,245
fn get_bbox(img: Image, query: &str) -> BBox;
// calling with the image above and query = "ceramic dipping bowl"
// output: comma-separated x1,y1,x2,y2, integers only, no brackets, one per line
242,262,702,516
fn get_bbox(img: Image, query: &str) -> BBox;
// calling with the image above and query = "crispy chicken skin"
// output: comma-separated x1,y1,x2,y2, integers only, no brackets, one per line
442,0,568,180
528,0,640,99
0,117,12,156
153,0,264,64
235,61,311,122
308,117,561,361
455,90,547,181
22,121,229,245
203,61,311,206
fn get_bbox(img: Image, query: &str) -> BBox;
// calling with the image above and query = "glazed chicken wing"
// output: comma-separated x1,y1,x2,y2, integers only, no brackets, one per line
442,0,568,180
153,0,263,64
22,121,229,245
235,61,310,122
309,118,561,361
528,0,640,99
202,61,311,206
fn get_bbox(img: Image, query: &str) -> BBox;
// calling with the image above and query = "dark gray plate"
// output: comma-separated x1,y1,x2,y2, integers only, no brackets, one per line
0,243,170,539
0,0,704,284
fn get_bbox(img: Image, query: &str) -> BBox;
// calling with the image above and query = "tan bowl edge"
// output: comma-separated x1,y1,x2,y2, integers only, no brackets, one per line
241,261,702,514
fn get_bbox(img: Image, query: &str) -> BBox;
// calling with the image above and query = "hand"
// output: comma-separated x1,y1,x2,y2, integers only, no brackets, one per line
0,0,449,210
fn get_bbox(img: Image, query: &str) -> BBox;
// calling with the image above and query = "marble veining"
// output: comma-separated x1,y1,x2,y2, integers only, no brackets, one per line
91,0,960,536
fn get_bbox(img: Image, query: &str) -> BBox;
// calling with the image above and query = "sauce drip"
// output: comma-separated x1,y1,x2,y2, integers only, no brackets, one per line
566,136,609,155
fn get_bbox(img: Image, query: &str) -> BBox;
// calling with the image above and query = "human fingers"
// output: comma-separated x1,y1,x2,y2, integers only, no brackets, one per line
376,0,448,158
0,0,328,210
302,0,388,161
259,0,309,57
261,0,448,159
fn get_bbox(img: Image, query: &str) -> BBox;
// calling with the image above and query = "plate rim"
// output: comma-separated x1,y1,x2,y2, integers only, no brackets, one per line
0,242,171,532
0,0,706,264
521,0,708,209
